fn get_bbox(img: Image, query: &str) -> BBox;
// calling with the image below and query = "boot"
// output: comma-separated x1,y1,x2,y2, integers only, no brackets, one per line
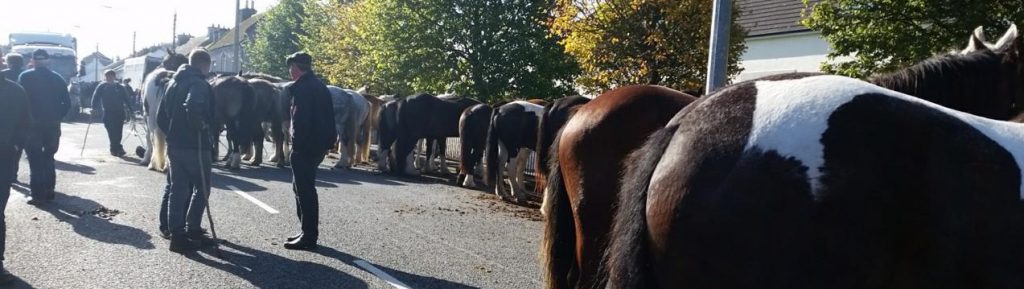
169,235,201,253
286,232,303,242
283,236,318,250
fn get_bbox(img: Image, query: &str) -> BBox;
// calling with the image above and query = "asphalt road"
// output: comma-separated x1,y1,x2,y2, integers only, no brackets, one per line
3,120,544,289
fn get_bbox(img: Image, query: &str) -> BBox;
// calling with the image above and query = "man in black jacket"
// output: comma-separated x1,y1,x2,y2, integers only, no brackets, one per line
283,52,336,250
156,50,216,252
0,79,31,283
18,49,70,205
91,70,132,156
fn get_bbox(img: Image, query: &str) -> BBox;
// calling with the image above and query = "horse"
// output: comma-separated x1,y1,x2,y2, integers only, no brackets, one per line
485,100,545,203
392,93,481,176
237,73,290,167
457,103,494,188
210,75,256,169
359,93,385,164
140,49,189,172
604,26,1024,289
327,86,371,170
535,95,591,204
376,98,402,172
541,86,697,289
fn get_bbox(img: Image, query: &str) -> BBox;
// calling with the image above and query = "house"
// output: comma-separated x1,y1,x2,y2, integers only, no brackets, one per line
735,0,849,81
79,52,113,83
208,2,260,74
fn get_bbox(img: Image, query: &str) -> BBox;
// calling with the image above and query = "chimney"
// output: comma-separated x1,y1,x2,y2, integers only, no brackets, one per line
240,0,257,21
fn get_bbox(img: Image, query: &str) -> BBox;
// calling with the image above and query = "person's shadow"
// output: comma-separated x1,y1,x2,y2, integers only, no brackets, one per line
10,186,154,250
54,160,96,175
185,241,369,289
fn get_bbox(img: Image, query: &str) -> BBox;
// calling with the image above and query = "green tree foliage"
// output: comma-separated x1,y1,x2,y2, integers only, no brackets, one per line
301,0,580,101
246,0,307,78
803,0,1024,78
551,0,746,94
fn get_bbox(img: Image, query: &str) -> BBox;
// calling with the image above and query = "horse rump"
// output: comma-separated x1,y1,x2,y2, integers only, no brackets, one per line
603,125,677,289
541,132,578,289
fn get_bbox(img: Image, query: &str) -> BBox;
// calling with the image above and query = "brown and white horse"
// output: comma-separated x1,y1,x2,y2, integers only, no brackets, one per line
605,26,1024,289
140,50,188,172
541,86,697,289
485,100,545,203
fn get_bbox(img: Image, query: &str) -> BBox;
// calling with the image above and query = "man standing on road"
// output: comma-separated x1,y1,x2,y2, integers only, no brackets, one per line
156,50,216,252
91,70,133,156
283,52,336,250
18,49,70,205
2,53,27,185
0,78,32,283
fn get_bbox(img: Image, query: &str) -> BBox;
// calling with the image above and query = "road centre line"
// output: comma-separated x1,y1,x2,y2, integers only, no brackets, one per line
226,186,279,214
354,260,413,289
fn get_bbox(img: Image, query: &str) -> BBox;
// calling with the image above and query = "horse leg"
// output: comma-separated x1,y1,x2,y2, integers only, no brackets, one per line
141,123,154,165
396,137,420,176
432,137,448,175
282,120,292,166
510,148,531,204
149,130,168,172
270,120,284,164
252,126,265,166
495,141,511,200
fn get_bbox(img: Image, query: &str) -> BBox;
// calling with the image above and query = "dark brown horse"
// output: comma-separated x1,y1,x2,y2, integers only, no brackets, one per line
535,95,591,198
541,86,696,289
605,26,1024,289
392,93,481,176
210,75,255,169
376,98,402,172
457,103,493,188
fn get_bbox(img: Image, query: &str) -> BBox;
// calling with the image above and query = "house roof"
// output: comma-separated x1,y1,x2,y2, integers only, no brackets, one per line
207,14,263,50
737,0,818,37
175,35,212,55
81,52,113,65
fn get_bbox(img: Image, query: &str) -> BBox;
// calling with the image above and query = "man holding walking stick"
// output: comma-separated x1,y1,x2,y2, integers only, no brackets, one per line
91,70,133,157
156,49,216,252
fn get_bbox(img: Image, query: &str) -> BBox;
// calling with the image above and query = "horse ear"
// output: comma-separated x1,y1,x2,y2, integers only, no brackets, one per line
993,24,1019,52
974,26,987,42
964,34,987,54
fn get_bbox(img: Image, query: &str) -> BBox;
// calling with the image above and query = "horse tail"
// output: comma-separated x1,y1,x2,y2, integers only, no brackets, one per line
458,108,473,180
484,107,500,188
541,132,576,289
604,125,677,289
534,103,553,196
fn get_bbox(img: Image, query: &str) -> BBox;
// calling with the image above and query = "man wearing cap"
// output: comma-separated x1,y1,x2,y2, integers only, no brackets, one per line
0,77,32,283
283,52,336,250
91,70,132,156
17,49,70,205
156,49,216,252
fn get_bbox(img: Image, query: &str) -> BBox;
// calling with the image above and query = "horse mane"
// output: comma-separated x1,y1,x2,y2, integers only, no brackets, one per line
869,49,1019,119
240,72,286,83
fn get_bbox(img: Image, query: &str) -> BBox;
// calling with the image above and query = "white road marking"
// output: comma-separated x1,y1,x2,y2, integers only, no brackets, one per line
354,259,413,289
226,186,279,214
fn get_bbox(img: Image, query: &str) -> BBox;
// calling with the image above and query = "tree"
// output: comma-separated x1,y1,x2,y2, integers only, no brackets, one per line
803,0,1024,78
246,0,307,78
301,0,580,102
551,0,746,94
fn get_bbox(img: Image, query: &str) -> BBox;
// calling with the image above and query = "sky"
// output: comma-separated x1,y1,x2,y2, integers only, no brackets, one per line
1,0,279,60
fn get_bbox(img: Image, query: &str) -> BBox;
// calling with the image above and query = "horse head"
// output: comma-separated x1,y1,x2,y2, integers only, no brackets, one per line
162,49,188,71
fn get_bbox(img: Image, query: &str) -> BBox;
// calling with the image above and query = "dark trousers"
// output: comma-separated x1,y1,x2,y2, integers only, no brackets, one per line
25,124,60,200
0,151,13,261
166,147,211,236
291,150,324,240
103,118,124,153
7,148,19,183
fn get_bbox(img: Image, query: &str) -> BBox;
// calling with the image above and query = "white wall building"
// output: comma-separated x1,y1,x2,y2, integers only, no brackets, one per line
735,0,850,82
78,52,112,83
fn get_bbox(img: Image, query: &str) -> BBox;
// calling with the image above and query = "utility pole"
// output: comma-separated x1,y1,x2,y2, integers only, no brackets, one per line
132,31,137,56
172,11,178,51
94,43,99,83
234,0,242,72
704,0,732,94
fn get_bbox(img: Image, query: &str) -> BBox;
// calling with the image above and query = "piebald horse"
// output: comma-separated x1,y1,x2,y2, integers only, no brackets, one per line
140,49,188,172
485,100,545,203
605,26,1024,289
210,75,255,169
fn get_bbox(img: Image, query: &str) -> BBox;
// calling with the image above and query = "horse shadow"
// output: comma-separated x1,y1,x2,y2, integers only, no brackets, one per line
315,246,479,289
10,186,155,250
185,241,369,289
54,160,96,175
212,166,342,188
2,276,38,289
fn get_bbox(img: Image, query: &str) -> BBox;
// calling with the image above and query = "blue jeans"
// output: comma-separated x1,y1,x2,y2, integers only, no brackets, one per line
166,147,211,236
25,124,60,199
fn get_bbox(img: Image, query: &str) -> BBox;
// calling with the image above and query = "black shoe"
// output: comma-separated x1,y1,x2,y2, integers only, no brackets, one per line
159,230,170,240
283,237,318,250
286,232,303,242
169,236,201,253
26,196,50,206
0,268,14,284
186,230,219,246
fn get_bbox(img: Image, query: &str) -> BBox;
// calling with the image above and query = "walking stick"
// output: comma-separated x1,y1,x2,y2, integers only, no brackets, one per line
80,117,94,157
197,129,222,255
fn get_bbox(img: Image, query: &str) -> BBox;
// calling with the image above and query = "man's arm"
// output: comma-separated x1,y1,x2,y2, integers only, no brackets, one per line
55,75,71,116
91,83,103,113
12,86,32,149
290,83,314,147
